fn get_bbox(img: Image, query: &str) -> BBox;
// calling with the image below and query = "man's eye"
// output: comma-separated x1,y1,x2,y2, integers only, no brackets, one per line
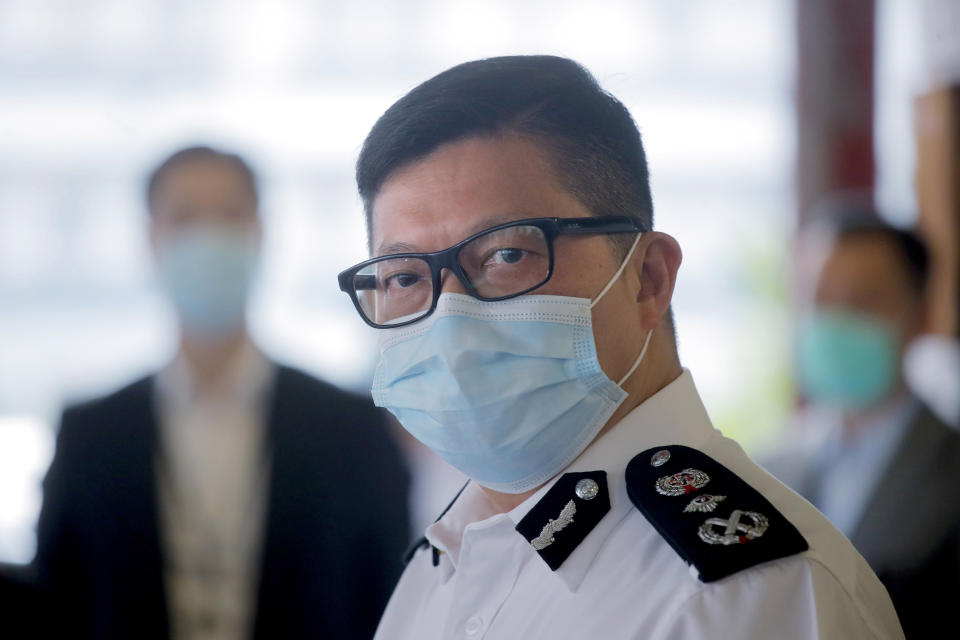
485,248,526,265
384,272,423,289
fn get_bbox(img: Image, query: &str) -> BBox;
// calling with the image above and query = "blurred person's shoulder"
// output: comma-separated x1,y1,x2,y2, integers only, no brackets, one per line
754,405,837,494
48,377,158,478
59,376,155,438
270,364,406,463
272,364,381,417
271,364,389,431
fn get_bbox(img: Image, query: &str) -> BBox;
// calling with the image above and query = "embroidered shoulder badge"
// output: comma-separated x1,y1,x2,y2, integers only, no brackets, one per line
531,500,577,550
626,446,808,583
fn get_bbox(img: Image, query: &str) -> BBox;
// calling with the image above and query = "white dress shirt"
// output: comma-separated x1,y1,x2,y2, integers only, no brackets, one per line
375,370,904,640
811,397,915,537
155,342,274,640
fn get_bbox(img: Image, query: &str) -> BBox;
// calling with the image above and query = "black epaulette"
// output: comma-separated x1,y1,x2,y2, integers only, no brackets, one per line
626,445,808,583
515,471,611,570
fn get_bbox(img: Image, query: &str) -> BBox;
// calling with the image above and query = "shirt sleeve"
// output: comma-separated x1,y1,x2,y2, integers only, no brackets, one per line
646,556,904,640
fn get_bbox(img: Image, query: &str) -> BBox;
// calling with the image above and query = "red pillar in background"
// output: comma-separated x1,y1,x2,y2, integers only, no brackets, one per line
795,0,876,222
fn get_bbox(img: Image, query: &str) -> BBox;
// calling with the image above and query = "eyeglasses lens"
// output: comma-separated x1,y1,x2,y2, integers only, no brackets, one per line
353,224,550,326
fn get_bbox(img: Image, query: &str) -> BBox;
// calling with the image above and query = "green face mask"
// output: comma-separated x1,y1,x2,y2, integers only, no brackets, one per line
797,309,900,410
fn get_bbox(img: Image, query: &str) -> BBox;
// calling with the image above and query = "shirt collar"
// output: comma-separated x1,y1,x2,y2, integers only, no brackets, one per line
811,393,918,459
426,369,718,591
156,338,273,410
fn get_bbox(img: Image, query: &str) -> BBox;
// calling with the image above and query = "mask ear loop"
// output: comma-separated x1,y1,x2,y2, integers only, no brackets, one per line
584,232,651,387
617,329,654,386
589,232,643,309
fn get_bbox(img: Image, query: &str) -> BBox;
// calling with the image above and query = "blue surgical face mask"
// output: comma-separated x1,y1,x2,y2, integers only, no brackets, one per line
796,308,900,411
371,235,651,494
156,226,260,337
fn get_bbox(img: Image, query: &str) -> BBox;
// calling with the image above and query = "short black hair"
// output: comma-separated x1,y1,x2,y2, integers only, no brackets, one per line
356,55,654,249
145,145,259,211
822,209,931,295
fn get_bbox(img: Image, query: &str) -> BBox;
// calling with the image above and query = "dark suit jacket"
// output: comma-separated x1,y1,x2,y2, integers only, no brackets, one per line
764,404,960,638
35,365,410,640
0,563,41,639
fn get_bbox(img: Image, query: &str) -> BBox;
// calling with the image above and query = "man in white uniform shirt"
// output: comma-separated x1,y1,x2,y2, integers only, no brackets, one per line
337,56,904,639
36,146,410,639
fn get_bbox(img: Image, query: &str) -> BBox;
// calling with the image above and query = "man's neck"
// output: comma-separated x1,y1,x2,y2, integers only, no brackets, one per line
178,328,249,392
841,386,912,439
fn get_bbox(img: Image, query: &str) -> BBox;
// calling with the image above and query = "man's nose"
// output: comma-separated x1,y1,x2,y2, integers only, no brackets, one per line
438,268,470,296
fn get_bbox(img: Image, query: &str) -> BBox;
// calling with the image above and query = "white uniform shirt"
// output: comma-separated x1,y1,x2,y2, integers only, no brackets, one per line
155,342,274,640
375,370,903,640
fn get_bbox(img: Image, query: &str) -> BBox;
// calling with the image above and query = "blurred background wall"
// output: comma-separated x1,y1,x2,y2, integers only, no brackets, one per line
0,0,951,565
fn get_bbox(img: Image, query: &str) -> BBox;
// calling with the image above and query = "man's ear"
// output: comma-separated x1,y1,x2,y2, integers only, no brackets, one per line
633,232,682,329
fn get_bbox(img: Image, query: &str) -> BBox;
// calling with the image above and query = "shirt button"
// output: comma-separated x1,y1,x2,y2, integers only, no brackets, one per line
464,615,483,636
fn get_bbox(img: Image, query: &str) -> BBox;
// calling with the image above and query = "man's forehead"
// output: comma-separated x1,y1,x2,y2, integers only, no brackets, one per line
827,235,902,272
155,164,252,201
367,136,585,256
818,236,912,297
373,211,546,256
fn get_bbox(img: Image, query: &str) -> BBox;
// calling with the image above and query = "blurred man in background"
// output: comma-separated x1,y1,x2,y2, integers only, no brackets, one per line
763,208,960,637
35,146,410,640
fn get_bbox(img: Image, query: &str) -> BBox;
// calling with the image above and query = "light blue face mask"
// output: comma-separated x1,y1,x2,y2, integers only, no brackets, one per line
796,308,900,411
156,226,260,337
371,236,651,494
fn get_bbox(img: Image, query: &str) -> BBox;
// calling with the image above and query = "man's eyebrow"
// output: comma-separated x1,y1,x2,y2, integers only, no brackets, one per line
376,241,420,256
462,212,538,237
373,211,541,257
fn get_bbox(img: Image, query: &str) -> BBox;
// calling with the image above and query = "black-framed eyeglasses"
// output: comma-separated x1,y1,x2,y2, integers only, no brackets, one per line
337,215,645,328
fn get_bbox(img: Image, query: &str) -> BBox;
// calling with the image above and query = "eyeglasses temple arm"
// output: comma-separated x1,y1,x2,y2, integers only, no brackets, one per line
555,217,646,235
